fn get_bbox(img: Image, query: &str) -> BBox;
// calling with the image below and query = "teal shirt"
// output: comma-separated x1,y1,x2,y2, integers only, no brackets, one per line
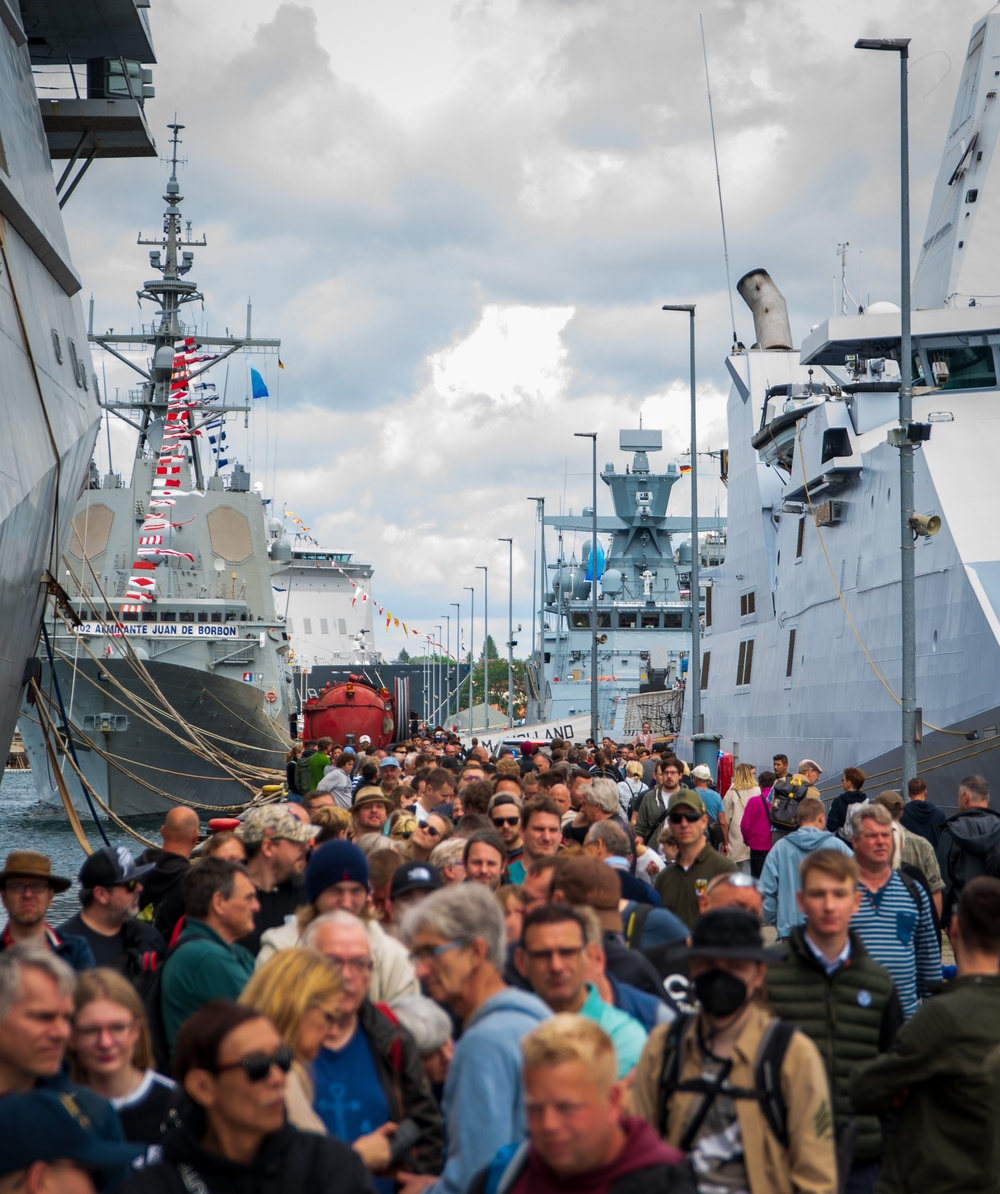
160,918,255,1048
580,982,648,1077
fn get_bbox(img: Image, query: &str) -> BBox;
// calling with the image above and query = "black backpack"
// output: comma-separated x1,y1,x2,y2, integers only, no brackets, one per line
136,936,192,1071
768,777,808,832
657,1013,796,1149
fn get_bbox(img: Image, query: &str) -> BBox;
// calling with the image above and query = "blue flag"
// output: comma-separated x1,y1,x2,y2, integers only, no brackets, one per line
250,367,269,400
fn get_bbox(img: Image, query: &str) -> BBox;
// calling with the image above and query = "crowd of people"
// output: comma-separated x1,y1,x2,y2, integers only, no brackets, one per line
2,727,1000,1194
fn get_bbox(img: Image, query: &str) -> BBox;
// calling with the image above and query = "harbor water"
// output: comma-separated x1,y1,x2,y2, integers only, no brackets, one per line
0,769,160,921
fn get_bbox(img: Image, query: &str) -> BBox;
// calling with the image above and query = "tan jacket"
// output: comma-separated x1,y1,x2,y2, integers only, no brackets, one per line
286,1060,326,1134
631,1005,836,1194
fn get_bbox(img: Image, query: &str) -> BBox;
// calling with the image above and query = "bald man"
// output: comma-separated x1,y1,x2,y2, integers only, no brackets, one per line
137,806,201,940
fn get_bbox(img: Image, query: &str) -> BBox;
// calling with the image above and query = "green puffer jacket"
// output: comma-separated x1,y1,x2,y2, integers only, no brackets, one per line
766,928,903,1164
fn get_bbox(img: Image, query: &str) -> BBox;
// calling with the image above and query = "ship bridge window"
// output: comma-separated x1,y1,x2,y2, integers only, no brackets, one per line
821,429,852,463
664,612,684,629
197,612,208,623
925,344,996,390
618,611,637,628
597,612,611,628
161,612,176,622
571,613,591,628
180,612,194,623
641,612,659,629
211,612,222,623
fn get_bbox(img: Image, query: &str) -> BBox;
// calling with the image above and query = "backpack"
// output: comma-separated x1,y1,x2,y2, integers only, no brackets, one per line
768,776,808,832
293,754,315,796
137,937,192,1071
834,797,870,843
657,1013,796,1149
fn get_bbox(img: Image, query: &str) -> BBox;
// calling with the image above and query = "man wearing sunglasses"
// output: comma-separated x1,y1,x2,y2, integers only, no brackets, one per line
56,848,165,980
487,794,524,879
653,792,736,929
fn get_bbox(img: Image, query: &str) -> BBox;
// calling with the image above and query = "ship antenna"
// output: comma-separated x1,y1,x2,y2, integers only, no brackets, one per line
700,15,740,350
166,118,184,183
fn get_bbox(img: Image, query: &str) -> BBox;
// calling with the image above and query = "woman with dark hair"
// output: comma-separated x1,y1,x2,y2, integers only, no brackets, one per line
119,1001,370,1194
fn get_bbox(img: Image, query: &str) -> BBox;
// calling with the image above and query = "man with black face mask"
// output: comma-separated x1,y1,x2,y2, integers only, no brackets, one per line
631,909,837,1194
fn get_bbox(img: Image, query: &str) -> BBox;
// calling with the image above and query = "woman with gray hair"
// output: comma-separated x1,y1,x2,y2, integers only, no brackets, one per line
398,885,550,1194
390,994,453,1104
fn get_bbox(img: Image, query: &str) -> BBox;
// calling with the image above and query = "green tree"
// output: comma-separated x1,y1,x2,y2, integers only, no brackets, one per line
397,647,411,664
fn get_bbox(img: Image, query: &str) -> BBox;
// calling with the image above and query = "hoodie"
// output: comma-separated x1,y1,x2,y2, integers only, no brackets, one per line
900,799,947,847
137,847,191,940
429,987,551,1194
937,806,1000,922
824,789,869,836
761,826,853,938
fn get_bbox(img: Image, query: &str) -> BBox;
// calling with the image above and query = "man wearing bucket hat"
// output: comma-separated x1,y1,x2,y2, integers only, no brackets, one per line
632,908,837,1194
0,1088,142,1194
235,805,314,956
0,852,94,971
351,786,394,835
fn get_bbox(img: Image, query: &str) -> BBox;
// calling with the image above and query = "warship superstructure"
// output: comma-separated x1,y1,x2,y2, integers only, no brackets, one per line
680,6,1000,798
528,430,724,739
0,1,155,774
21,126,293,818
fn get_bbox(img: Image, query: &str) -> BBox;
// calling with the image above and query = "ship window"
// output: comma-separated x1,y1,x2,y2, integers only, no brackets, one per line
338,618,347,634
211,612,222,623
302,618,313,634
786,628,796,678
796,517,805,559
664,611,684,629
701,651,710,690
641,613,659,628
597,612,611,628
198,612,208,623
821,429,852,462
543,652,552,663
736,638,754,686
740,591,756,617
161,612,176,622
570,612,591,629
618,611,637,628
928,345,996,390
142,612,156,622
180,612,194,622
51,330,63,364
966,188,979,203
705,585,712,627
320,618,329,635
122,612,138,622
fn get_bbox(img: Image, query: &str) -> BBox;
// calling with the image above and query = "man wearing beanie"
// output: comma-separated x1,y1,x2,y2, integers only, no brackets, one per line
257,840,418,1004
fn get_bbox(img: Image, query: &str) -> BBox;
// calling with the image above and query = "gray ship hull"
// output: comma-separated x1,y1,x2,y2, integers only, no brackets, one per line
23,655,288,818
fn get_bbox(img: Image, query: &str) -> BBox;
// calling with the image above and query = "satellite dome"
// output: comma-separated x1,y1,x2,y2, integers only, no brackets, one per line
867,301,901,315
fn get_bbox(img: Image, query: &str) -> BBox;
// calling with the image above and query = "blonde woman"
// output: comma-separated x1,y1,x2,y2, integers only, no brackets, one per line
407,813,454,864
723,762,760,874
617,760,647,820
70,968,175,1149
239,948,343,1134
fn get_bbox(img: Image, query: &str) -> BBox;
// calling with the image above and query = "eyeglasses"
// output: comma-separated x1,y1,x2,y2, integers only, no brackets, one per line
326,956,375,974
410,939,466,964
705,872,759,894
4,881,51,895
214,1044,294,1083
492,816,520,828
523,946,584,963
74,1020,135,1041
668,811,703,824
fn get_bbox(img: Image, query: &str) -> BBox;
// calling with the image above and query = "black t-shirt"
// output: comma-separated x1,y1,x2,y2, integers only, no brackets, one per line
237,876,308,956
56,913,127,968
114,1071,178,1148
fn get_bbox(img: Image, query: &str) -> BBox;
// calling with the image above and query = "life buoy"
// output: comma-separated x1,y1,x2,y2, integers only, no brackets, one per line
265,690,277,703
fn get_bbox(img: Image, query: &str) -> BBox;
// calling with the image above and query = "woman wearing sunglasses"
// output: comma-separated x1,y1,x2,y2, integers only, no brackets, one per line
70,968,175,1153
239,948,344,1134
406,814,454,864
119,1001,371,1194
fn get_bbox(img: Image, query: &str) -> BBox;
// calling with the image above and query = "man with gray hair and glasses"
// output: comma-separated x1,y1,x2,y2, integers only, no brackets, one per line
0,945,125,1155
397,885,550,1194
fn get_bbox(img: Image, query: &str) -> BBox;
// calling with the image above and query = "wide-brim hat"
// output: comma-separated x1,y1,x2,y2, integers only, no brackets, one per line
352,786,394,814
681,908,786,964
0,851,71,892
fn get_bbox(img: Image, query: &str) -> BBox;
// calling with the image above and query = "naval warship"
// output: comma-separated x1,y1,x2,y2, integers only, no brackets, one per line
0,2,156,776
679,6,1000,801
527,429,724,740
21,126,294,818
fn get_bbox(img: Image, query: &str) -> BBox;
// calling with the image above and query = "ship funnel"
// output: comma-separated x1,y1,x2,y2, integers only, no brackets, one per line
737,269,794,350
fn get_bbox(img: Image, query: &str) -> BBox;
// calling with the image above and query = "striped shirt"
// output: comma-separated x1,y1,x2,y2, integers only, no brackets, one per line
851,870,941,1018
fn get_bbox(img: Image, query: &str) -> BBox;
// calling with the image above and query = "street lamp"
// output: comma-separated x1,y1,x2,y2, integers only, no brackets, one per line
498,537,514,728
464,585,475,732
527,497,545,718
662,304,702,736
855,35,917,788
441,613,451,724
477,564,489,730
451,601,461,724
574,432,599,744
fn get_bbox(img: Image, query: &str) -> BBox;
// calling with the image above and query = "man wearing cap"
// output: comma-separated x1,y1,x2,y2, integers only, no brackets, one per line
632,908,837,1194
516,904,647,1079
390,862,444,924
0,853,94,971
235,806,313,956
378,755,402,800
352,787,394,836
690,765,730,853
654,792,737,929
0,1088,141,1194
55,847,166,977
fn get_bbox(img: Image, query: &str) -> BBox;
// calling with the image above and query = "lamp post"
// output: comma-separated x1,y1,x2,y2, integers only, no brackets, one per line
498,537,514,728
434,624,443,726
527,498,545,715
441,614,451,724
574,432,599,744
477,564,489,730
855,35,916,788
662,304,702,736
464,585,475,732
451,601,461,725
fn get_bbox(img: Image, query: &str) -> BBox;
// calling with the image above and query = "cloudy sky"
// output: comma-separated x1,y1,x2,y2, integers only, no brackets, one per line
62,0,989,659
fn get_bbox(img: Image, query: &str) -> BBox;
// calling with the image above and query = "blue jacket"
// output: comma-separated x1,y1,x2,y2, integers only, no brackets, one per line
761,827,853,938
428,987,550,1194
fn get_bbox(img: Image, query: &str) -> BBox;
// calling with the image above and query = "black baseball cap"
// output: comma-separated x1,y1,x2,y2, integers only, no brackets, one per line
78,847,155,890
0,1089,142,1178
390,862,443,900
682,908,786,964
